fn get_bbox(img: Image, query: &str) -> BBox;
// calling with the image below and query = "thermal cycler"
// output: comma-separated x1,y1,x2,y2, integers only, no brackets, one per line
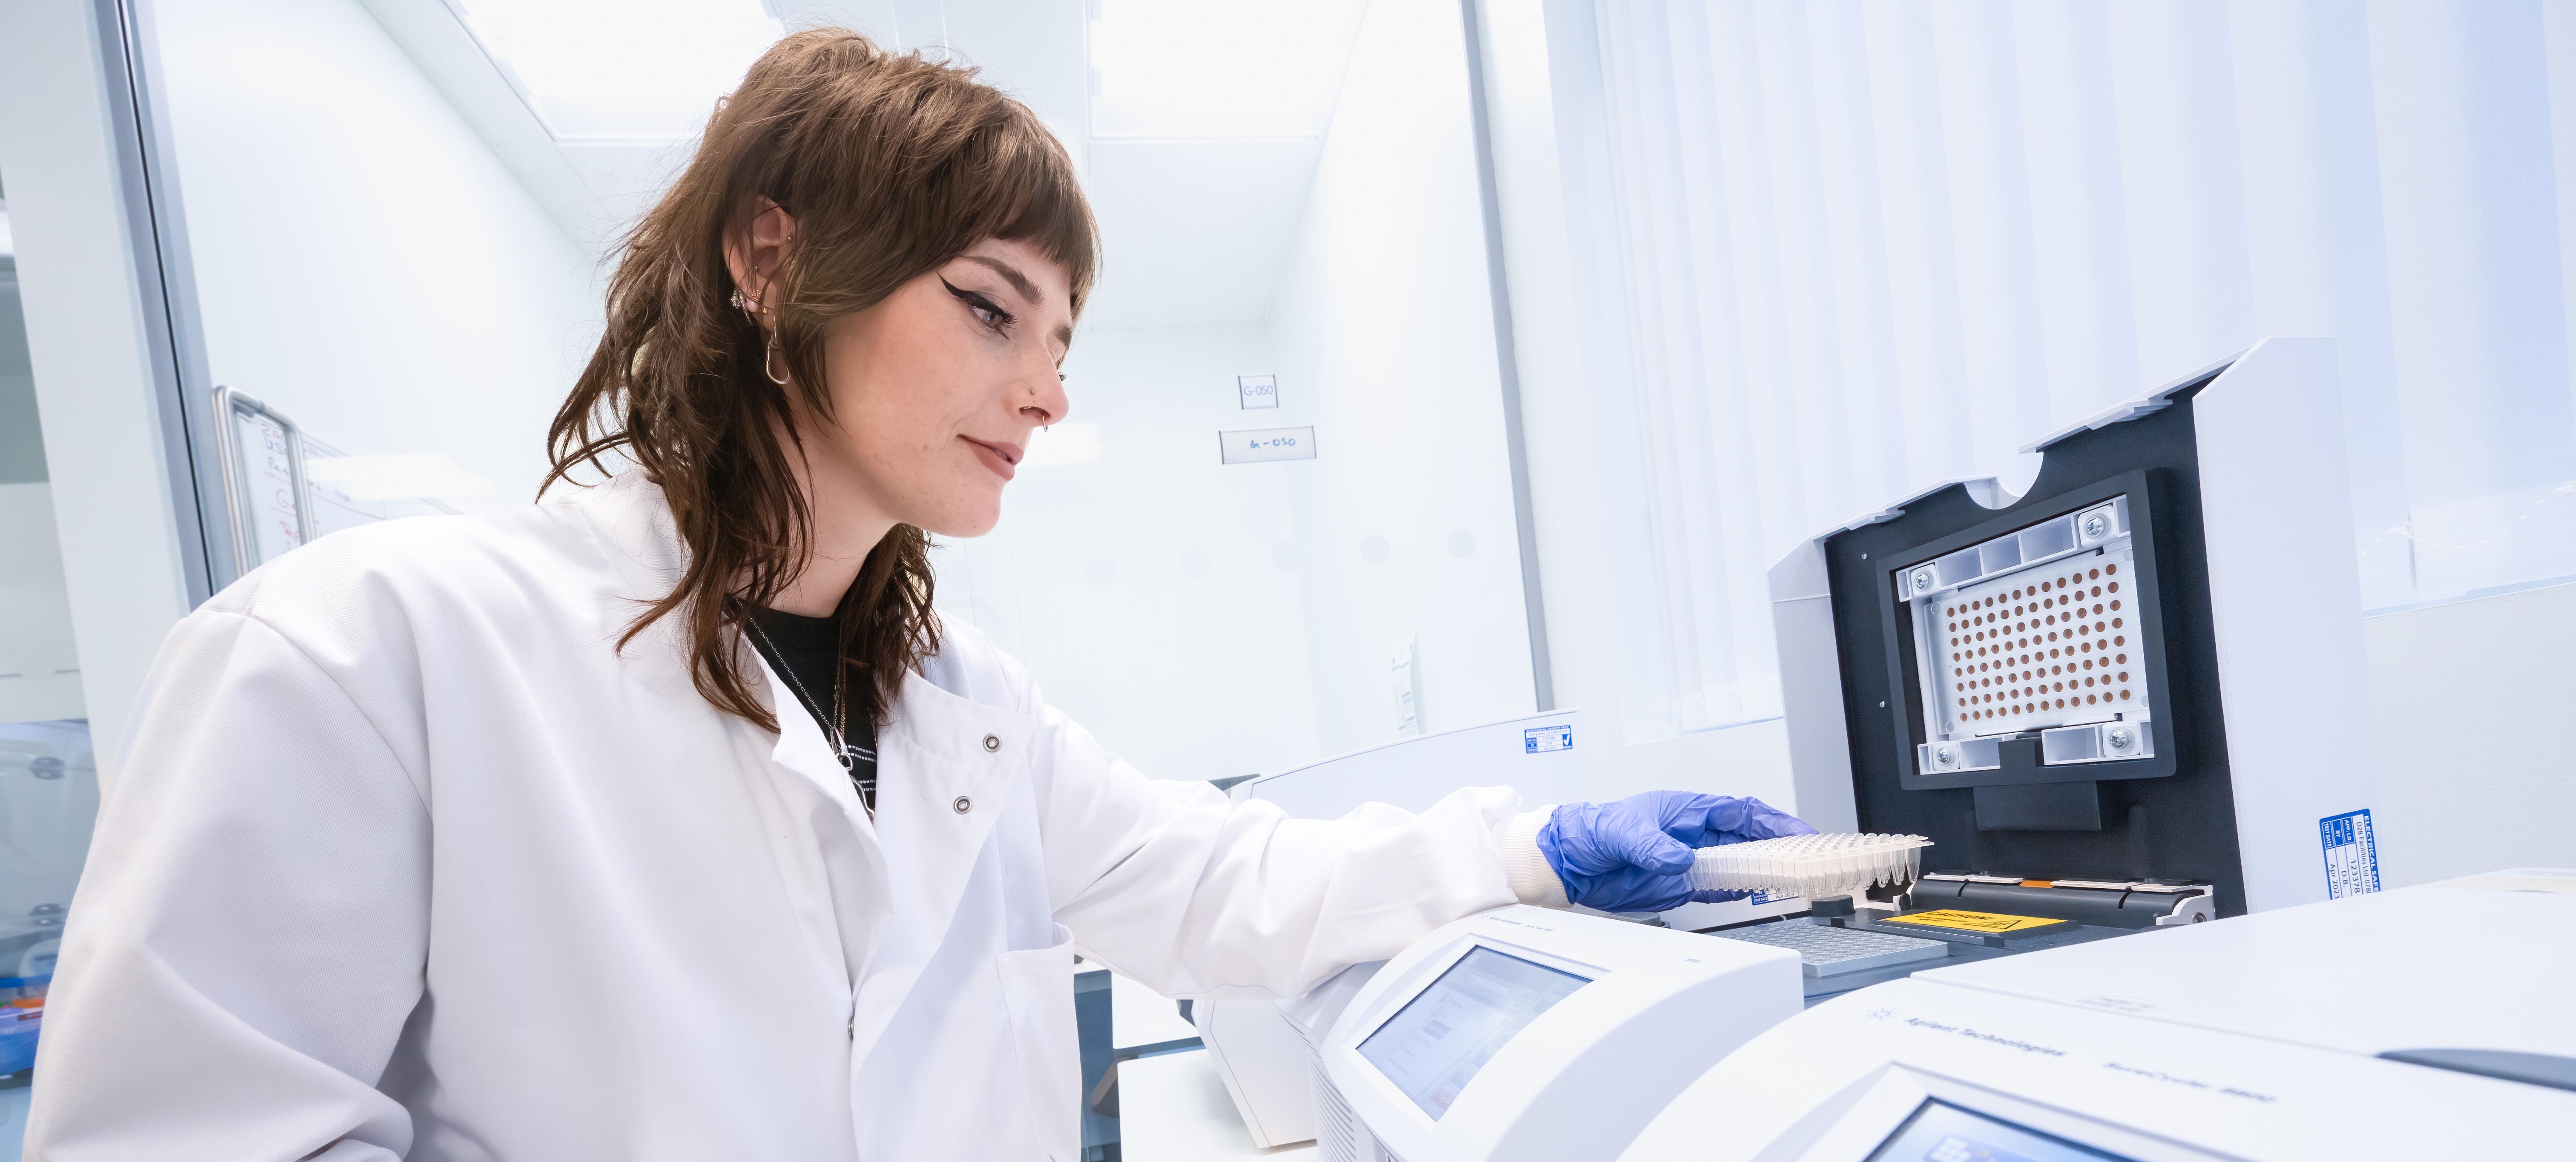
1747,337,2382,971
1183,341,2570,1162
1311,904,1799,1162
1196,712,1810,1156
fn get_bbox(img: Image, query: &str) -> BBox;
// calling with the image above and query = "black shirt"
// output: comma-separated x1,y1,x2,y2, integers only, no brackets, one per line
744,605,880,811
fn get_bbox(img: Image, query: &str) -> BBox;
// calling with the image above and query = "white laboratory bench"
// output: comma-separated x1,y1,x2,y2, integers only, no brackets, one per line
1117,1047,1315,1162
1108,971,1199,1051
1106,970,1313,1159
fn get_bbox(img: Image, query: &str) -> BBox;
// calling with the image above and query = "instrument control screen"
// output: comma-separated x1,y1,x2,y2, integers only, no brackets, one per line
1866,1099,2133,1162
1355,945,1590,1119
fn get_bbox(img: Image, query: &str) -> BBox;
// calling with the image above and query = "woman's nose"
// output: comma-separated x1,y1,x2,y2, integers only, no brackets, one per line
1024,355,1071,427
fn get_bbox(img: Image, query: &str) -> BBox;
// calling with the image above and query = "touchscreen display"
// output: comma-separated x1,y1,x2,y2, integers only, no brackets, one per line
1354,946,1590,1118
1864,1099,2134,1162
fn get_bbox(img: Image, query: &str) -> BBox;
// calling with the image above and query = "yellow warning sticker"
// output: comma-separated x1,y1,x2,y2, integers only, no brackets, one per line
1880,909,2066,933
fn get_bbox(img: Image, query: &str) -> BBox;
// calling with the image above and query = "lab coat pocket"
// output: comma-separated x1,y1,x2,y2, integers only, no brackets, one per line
995,922,1080,1162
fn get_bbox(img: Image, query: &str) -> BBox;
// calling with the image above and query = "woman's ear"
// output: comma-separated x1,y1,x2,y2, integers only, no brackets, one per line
722,200,797,318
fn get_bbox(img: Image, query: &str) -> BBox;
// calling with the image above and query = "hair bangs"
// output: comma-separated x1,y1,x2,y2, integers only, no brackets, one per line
984,127,1098,316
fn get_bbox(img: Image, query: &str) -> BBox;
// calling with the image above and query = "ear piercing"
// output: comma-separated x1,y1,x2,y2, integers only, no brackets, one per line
764,330,790,386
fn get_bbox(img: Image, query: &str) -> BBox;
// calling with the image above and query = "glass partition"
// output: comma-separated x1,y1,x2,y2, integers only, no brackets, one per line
0,169,92,1157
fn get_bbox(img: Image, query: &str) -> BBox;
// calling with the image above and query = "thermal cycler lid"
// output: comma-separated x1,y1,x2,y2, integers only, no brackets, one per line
1773,340,2382,920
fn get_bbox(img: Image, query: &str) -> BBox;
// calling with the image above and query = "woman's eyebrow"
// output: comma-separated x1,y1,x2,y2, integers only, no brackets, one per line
960,255,1041,305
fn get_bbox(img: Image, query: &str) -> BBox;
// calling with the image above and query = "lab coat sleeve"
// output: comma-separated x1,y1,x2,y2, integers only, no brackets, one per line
27,609,429,1161
1029,698,1564,1000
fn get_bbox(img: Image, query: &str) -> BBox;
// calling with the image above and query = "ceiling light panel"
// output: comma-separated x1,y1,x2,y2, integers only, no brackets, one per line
1088,0,1366,139
447,0,782,141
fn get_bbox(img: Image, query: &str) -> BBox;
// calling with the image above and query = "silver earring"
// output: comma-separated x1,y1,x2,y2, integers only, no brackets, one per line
764,330,790,386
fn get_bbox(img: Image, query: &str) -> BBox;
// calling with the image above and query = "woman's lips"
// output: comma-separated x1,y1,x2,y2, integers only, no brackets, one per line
962,436,1020,481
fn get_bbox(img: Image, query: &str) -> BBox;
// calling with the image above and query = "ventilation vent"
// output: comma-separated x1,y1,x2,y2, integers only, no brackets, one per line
1311,1049,1365,1162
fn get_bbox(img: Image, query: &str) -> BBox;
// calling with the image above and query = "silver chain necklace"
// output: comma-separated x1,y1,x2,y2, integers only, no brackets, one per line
746,618,857,774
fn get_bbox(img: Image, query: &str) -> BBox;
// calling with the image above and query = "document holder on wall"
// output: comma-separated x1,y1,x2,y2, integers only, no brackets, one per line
213,386,311,570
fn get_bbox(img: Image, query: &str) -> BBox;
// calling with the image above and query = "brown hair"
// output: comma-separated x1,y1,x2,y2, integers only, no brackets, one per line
544,28,1097,732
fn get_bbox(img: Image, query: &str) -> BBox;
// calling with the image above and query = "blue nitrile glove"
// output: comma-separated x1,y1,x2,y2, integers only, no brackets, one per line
1535,792,1817,913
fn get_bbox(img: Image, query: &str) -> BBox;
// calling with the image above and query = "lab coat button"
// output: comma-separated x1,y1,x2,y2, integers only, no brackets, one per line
981,733,1000,752
953,795,973,815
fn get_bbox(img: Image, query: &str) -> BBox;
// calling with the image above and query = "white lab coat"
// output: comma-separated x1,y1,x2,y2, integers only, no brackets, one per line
26,473,1565,1161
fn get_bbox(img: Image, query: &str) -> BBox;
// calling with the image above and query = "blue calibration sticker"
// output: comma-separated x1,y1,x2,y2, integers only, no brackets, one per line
1523,725,1573,754
2319,809,2382,899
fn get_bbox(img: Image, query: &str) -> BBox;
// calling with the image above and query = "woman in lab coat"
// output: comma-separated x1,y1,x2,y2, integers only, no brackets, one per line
26,29,1808,1162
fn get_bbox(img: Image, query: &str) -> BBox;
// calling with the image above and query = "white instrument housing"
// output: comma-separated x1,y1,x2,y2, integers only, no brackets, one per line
1315,904,1800,1162
1619,872,2576,1161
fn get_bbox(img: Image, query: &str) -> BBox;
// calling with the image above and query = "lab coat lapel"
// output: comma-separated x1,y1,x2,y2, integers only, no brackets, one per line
753,651,895,894
565,473,877,835
571,477,901,991
843,668,1036,1068
566,476,1039,1082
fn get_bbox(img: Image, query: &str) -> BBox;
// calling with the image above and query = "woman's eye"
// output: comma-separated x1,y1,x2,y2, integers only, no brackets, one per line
940,276,1014,333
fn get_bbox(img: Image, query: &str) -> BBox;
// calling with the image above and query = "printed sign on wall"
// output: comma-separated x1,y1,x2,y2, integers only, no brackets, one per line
1219,425,1316,465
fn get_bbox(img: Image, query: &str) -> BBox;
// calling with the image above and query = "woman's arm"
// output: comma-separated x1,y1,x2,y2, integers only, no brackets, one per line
28,608,429,1160
1027,699,1553,1001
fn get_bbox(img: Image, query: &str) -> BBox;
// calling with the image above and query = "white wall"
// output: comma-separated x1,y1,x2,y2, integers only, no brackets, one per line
1472,0,1800,809
940,324,1323,781
2364,581,2576,885
938,1,1549,780
1266,0,1540,758
150,0,603,512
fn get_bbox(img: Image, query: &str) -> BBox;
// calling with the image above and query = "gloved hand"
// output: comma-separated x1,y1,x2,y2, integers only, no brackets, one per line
1535,791,1816,913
